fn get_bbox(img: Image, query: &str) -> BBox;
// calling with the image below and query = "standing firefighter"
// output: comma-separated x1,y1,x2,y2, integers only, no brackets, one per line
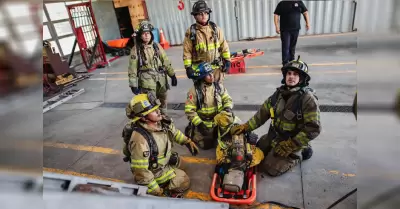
230,56,321,176
183,0,231,83
184,62,233,149
122,92,199,197
128,21,178,114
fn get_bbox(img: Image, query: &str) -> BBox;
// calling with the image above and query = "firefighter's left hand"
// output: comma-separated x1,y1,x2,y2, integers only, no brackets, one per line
274,139,299,157
170,74,178,86
185,138,199,156
223,59,231,73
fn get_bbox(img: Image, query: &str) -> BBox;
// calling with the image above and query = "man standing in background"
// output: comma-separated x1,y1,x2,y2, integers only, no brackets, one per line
274,0,310,67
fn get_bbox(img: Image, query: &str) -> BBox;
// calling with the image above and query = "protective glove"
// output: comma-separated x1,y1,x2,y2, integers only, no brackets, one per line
223,59,231,73
185,66,195,79
214,111,233,128
153,188,164,197
273,139,300,158
170,74,178,86
230,123,249,135
185,138,199,156
197,123,209,135
130,86,140,94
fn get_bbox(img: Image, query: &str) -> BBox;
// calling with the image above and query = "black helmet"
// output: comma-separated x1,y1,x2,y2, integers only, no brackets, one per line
137,21,154,34
136,21,154,43
281,55,310,86
191,0,212,15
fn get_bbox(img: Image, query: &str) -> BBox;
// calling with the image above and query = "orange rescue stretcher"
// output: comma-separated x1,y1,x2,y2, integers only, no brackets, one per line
210,165,257,205
104,38,132,57
228,49,264,74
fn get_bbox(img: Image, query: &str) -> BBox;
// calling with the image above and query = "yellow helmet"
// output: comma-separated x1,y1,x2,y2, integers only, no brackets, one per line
126,92,161,122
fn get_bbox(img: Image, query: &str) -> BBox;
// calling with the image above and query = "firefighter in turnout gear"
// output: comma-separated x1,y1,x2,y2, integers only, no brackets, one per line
230,56,321,176
184,62,233,149
183,0,231,83
128,21,178,114
122,92,199,197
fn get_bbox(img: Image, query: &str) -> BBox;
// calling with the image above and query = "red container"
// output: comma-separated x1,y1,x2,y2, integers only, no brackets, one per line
228,58,246,74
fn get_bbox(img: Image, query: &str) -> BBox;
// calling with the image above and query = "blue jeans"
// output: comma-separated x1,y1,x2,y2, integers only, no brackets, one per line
280,30,299,65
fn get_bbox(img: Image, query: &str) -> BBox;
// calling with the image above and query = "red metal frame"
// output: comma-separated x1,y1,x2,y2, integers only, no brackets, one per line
210,167,257,205
66,2,108,71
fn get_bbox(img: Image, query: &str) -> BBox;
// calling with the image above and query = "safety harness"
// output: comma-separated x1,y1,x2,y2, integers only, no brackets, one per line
268,87,317,140
136,42,170,89
122,121,171,170
189,21,222,66
193,81,222,110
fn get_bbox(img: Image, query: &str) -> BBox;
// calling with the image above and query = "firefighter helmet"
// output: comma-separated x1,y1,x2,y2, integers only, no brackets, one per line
192,62,213,81
126,92,161,122
191,0,212,15
137,21,154,33
281,55,310,86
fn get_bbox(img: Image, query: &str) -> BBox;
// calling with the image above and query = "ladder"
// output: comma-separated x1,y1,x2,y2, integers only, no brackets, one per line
43,88,85,113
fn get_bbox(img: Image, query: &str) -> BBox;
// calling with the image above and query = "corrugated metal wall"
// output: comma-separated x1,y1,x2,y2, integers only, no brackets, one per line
146,0,358,45
355,0,397,33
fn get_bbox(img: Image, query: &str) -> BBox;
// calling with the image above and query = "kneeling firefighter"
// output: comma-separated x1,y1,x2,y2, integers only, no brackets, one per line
184,62,233,149
122,92,199,197
230,56,321,177
128,21,178,114
214,111,264,192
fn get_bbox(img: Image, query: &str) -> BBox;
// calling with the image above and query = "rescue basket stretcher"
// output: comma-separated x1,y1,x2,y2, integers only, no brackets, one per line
210,165,257,205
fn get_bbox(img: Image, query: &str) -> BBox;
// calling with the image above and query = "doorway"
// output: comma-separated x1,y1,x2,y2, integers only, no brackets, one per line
115,6,134,39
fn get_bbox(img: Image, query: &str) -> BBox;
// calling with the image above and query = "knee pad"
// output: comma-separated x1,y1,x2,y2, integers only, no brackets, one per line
301,146,313,160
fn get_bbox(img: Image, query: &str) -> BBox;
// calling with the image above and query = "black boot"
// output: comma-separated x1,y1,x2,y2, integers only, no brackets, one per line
301,146,313,160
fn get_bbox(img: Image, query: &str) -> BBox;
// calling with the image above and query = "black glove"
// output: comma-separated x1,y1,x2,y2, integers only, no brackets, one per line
170,74,178,86
197,123,209,135
223,107,232,112
223,59,231,73
186,66,195,79
247,132,258,145
130,87,140,94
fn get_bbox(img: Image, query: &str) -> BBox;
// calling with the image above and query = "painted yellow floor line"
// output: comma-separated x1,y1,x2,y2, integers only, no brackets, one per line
92,70,355,81
44,141,217,165
44,142,356,178
100,61,356,75
247,62,356,69
229,32,356,44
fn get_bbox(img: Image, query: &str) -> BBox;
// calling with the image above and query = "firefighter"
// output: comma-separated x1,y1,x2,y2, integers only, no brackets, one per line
123,92,199,197
183,0,231,84
128,21,178,114
184,62,233,149
230,56,321,177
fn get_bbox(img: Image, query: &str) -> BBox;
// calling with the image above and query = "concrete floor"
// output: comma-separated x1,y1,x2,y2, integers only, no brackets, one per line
43,33,358,209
